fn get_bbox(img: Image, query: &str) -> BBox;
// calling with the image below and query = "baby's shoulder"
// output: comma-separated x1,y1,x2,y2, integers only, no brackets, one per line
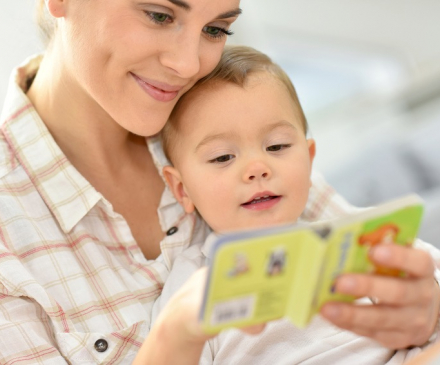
176,241,206,266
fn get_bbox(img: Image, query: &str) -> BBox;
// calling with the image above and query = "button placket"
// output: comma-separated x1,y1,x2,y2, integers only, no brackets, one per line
94,338,108,353
166,226,178,236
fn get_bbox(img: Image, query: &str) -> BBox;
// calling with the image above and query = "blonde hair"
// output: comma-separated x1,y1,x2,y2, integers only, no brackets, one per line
36,0,57,47
162,45,308,164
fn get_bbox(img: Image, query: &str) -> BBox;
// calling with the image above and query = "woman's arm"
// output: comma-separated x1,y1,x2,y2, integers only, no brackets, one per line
0,291,69,364
321,242,440,349
306,171,440,348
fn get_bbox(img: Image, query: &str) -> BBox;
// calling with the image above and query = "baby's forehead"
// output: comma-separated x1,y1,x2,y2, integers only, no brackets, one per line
170,73,301,135
176,72,286,114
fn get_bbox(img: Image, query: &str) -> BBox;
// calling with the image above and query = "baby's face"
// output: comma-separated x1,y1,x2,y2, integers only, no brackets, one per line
165,74,315,233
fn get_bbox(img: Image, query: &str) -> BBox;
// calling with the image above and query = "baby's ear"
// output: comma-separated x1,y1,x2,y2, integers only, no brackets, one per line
307,138,316,164
163,166,195,214
45,0,67,18
307,139,316,186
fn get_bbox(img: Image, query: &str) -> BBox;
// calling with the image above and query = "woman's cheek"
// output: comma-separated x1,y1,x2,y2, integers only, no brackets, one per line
199,42,226,78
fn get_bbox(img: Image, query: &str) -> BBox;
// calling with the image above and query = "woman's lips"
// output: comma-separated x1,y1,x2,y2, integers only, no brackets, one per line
131,73,181,102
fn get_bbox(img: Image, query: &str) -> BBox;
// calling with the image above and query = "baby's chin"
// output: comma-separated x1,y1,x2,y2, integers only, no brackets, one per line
213,217,300,234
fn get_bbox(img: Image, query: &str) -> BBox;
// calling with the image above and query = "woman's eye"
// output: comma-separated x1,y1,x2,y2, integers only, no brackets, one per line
146,11,173,25
203,26,234,39
267,144,291,152
209,154,235,163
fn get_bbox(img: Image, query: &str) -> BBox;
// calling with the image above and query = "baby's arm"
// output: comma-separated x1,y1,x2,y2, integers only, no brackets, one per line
151,241,206,323
138,241,217,365
135,267,212,365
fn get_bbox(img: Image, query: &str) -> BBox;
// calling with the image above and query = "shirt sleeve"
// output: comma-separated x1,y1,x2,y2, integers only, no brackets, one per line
302,170,362,222
0,282,68,364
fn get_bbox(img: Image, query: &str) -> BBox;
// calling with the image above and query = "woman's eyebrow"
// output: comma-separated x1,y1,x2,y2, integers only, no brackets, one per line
167,0,191,11
166,0,242,19
217,8,242,19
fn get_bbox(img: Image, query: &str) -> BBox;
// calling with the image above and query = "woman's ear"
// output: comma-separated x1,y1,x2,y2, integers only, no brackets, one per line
45,0,67,18
163,166,195,214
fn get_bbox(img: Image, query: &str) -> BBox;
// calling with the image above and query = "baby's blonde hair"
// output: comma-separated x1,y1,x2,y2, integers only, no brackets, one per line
162,45,308,164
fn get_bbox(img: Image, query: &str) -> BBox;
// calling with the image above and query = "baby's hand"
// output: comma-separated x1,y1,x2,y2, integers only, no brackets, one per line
135,267,265,365
158,267,265,342
320,244,440,349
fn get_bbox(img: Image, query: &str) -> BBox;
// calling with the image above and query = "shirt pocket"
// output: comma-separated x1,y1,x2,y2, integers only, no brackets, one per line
57,320,147,365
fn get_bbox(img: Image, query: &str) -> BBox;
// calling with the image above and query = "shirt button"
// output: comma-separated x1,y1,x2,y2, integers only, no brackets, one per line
94,339,108,353
166,226,178,236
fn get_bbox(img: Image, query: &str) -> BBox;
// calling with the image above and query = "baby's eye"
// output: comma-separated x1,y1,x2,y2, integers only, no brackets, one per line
266,144,292,152
209,154,235,163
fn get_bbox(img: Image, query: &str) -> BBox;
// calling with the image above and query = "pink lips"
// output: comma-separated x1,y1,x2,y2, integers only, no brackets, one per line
241,191,281,211
131,73,182,102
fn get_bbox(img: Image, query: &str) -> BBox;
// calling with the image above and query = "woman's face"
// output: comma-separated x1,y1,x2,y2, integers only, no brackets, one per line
57,0,241,136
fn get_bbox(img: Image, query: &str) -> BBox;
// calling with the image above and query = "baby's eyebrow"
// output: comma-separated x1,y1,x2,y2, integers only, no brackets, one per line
261,120,298,135
195,132,237,152
194,120,298,152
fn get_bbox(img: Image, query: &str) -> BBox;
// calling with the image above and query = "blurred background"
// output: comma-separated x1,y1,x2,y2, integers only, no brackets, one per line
1,1,439,246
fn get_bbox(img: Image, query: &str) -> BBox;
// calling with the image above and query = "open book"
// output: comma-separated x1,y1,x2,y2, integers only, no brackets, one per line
200,194,424,334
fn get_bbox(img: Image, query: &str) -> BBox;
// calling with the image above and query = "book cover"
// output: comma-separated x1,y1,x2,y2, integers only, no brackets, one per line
200,194,424,334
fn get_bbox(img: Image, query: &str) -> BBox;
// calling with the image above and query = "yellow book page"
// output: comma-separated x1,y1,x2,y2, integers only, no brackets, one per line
313,204,424,312
285,230,325,328
202,230,322,334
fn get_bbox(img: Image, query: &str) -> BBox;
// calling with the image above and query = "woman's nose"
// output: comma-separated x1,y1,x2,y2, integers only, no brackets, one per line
159,30,201,79
243,161,272,182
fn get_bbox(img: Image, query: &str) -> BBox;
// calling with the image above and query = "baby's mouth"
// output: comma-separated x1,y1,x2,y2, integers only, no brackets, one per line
241,195,280,206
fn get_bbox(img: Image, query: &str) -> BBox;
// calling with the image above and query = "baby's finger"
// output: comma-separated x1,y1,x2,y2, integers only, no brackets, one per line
370,245,435,278
334,274,435,305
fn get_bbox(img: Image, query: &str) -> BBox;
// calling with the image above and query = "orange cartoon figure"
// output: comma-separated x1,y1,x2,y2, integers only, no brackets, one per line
358,223,402,276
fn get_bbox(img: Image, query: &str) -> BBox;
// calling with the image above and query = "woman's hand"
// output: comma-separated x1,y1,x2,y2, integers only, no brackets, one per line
134,267,265,365
320,244,440,349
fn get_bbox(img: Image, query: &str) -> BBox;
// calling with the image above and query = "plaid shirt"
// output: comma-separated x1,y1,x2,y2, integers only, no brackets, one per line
0,55,211,364
1,56,438,364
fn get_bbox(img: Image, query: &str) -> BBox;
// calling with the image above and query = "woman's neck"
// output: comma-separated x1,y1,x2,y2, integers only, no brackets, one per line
26,50,142,178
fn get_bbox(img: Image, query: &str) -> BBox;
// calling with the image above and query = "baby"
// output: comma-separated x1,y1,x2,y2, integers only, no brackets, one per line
153,46,409,364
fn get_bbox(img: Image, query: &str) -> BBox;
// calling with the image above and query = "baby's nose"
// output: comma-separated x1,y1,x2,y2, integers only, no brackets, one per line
243,161,272,182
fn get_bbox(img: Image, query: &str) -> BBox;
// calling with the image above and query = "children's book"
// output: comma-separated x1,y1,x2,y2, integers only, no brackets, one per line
200,194,424,334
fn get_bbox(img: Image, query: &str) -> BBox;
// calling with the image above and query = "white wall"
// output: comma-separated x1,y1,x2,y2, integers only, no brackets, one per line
0,1,43,109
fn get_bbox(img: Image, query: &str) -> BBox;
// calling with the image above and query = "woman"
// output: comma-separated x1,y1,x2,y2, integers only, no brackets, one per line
0,0,439,364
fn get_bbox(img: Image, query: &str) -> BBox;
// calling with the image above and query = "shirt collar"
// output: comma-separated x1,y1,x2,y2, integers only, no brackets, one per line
201,232,222,262
0,55,102,233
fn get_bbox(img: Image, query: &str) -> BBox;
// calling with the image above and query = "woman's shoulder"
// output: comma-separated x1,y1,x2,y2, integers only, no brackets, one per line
0,131,17,179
